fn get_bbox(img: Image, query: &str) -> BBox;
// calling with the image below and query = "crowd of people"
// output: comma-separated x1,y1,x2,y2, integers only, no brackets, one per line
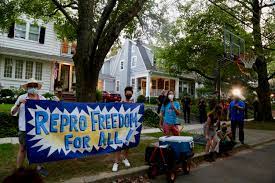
156,91,246,162
5,79,248,181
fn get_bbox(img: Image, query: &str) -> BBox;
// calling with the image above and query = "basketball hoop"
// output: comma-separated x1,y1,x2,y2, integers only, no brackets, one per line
238,53,257,69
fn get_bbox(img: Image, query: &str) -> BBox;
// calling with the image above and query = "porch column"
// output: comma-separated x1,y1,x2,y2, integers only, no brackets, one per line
175,79,179,98
135,77,138,98
69,65,73,92
146,73,151,97
103,80,106,91
195,82,199,98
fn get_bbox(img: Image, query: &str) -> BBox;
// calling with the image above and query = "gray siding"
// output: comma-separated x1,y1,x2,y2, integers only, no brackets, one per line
129,41,147,76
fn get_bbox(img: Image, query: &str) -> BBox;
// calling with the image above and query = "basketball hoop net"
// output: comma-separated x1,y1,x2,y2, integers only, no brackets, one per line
235,53,256,76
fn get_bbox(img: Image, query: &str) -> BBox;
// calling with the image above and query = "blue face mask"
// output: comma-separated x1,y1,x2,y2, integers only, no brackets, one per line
27,87,38,94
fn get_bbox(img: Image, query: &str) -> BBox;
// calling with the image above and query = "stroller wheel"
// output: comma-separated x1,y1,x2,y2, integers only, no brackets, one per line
166,171,176,183
182,159,191,175
148,165,158,179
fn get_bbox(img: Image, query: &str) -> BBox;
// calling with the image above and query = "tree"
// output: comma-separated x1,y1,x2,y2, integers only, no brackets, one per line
156,0,274,121
0,0,153,102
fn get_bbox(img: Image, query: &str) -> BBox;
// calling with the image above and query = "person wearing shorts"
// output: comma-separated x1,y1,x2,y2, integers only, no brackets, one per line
11,78,48,176
159,90,181,136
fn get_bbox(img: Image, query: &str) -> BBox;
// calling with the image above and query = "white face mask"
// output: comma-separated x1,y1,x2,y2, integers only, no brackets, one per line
168,94,174,100
27,87,38,94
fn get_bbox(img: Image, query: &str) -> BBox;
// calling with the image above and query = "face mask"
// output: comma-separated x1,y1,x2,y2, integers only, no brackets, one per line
168,94,174,100
27,87,38,94
126,95,132,100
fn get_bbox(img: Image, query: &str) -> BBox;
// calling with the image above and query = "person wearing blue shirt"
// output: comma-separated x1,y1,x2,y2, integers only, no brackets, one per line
229,96,245,144
159,90,181,136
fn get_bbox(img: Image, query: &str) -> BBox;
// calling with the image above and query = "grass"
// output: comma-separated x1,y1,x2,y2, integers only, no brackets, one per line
0,139,155,183
245,120,275,131
0,134,205,182
0,104,13,113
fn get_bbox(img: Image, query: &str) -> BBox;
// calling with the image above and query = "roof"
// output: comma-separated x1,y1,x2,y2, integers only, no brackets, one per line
0,47,73,62
151,70,196,81
136,41,156,71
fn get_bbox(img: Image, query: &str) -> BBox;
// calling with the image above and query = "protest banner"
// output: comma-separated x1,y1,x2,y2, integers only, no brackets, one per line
25,100,144,163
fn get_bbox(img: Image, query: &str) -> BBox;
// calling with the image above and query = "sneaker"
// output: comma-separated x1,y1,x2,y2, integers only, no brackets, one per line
37,166,49,177
112,163,119,172
122,159,131,167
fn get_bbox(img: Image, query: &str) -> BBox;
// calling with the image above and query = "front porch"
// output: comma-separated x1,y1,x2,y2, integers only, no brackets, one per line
135,74,180,98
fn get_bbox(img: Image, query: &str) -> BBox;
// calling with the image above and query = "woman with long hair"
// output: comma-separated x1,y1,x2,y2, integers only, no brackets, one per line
204,104,222,161
159,90,181,136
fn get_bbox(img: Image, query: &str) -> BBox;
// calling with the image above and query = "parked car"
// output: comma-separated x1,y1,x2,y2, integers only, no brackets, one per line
102,91,121,102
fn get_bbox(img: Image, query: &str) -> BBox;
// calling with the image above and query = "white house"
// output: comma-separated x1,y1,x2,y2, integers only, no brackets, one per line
0,17,197,100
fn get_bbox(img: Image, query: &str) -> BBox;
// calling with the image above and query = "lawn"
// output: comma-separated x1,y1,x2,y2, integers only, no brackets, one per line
0,104,13,113
0,139,155,182
245,120,275,131
0,135,205,182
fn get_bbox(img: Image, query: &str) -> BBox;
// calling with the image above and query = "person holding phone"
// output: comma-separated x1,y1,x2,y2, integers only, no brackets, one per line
159,90,181,136
229,95,245,144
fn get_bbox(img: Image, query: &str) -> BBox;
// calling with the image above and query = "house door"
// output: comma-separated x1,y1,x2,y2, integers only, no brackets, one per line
141,79,146,95
60,64,70,92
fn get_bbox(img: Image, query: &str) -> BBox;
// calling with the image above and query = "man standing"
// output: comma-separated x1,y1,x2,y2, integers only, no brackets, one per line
229,96,245,144
157,90,166,114
181,95,191,123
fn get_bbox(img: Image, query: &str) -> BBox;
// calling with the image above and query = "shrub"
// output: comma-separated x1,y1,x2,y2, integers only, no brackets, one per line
143,108,160,128
12,88,25,98
147,97,158,105
0,112,18,138
137,95,146,103
96,90,103,102
0,89,14,98
43,92,56,100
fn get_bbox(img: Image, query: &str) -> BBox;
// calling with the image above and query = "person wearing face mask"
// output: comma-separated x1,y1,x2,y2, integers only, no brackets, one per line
112,86,133,172
217,123,235,154
11,78,48,176
159,90,181,136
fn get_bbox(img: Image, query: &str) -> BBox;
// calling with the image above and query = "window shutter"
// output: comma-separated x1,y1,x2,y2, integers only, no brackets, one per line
39,27,46,44
7,22,15,38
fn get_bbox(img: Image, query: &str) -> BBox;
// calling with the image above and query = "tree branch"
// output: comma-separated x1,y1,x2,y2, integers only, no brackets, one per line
51,0,77,28
260,2,275,8
95,0,147,65
233,0,254,12
268,72,275,80
90,0,117,58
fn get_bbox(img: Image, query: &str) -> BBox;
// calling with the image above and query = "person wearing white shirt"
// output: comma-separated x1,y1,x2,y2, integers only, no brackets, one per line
11,78,48,176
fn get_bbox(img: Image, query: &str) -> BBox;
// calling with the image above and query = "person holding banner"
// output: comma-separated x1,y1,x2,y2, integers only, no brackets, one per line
112,86,134,172
159,90,181,136
11,78,48,176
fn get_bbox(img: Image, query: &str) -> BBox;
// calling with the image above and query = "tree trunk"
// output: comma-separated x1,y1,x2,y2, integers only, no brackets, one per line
252,0,273,121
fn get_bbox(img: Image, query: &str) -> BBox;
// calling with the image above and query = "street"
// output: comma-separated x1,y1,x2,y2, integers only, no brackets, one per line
153,142,275,183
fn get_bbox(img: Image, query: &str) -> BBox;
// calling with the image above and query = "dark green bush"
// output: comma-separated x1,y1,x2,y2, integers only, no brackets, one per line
143,108,160,128
137,95,146,103
0,112,18,138
0,89,14,98
146,97,158,105
96,90,103,102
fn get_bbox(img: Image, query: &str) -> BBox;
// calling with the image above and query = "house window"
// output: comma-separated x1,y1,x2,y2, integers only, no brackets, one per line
131,78,135,88
152,80,157,89
164,80,169,90
131,56,137,68
15,23,26,39
4,58,13,78
120,60,124,70
116,80,120,92
15,60,23,79
29,24,40,41
131,45,135,53
35,62,43,80
25,61,33,79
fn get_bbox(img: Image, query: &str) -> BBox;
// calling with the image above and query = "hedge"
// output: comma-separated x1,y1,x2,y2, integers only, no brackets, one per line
0,112,18,138
143,108,160,128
